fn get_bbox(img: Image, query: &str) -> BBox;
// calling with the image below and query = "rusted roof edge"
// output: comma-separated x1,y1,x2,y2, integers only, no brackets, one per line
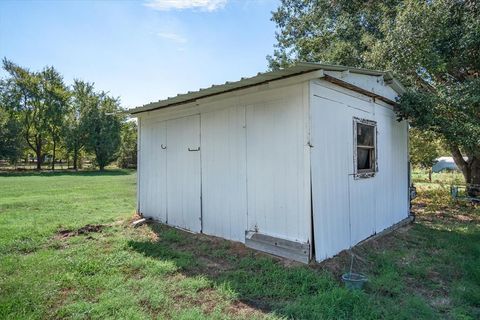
130,69,319,115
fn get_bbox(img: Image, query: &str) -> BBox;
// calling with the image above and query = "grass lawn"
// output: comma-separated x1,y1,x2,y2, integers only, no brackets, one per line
0,170,479,319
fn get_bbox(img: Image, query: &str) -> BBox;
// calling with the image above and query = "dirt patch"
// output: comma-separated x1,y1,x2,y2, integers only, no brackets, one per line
226,299,271,318
55,224,105,239
197,256,231,276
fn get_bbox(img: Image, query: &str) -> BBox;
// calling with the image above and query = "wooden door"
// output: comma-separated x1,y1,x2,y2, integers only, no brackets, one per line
166,115,201,232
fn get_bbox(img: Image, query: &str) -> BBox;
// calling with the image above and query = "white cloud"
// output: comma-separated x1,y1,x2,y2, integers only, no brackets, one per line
144,0,227,12
156,32,187,44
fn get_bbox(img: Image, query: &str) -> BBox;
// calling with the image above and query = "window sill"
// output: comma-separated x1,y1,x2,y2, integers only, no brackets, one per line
354,172,376,179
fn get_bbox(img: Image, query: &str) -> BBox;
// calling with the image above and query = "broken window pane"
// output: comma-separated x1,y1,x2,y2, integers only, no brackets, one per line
354,118,376,177
357,147,371,170
357,123,374,146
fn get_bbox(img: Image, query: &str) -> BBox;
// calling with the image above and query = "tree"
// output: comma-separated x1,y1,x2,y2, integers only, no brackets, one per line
64,80,95,170
2,59,47,169
268,0,401,70
409,128,446,182
400,79,480,190
1,59,70,170
386,0,479,193
83,93,122,171
269,0,480,189
0,107,23,163
117,120,137,169
41,66,70,170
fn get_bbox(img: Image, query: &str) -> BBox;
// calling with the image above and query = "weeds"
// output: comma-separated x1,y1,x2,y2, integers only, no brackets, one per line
0,170,479,319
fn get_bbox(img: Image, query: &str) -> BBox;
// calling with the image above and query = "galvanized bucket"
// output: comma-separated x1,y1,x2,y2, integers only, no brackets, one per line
341,272,368,290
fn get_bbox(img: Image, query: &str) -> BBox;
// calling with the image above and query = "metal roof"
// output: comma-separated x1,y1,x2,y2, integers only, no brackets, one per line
129,62,405,115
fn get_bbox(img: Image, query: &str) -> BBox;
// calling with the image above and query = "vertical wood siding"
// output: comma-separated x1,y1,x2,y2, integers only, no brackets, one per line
166,115,202,232
201,106,247,242
310,81,409,261
310,93,352,259
137,76,407,262
138,85,311,246
246,94,309,243
138,119,167,221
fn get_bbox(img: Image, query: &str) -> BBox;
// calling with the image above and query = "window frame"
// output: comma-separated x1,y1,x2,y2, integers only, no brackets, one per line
353,117,377,179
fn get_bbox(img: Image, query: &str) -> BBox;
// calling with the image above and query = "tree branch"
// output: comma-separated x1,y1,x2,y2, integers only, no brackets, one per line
450,145,468,172
23,111,36,153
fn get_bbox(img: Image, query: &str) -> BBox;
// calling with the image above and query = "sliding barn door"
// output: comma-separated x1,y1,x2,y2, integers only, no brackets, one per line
166,115,201,233
138,120,167,222
201,106,247,242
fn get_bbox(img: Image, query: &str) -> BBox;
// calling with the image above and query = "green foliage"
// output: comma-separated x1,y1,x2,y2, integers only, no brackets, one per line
83,94,122,170
269,0,480,184
1,59,49,169
117,120,137,169
1,59,70,169
64,80,96,170
409,128,446,169
0,59,130,171
398,79,480,182
268,0,401,70
0,107,23,162
40,66,70,170
391,0,480,184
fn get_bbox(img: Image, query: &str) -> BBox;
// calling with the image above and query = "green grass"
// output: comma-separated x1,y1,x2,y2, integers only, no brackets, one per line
0,169,479,319
411,168,465,186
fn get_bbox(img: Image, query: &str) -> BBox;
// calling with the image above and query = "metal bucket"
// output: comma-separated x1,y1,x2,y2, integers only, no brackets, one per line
341,272,368,290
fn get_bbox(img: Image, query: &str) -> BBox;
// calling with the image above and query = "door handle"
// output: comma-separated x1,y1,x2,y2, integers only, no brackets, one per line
161,144,167,149
188,147,200,151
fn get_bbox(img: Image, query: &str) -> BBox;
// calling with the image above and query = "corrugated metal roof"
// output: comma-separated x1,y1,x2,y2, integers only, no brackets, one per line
129,62,404,115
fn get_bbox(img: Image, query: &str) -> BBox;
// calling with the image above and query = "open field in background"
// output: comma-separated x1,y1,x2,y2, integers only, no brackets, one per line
0,170,478,319
412,169,465,186
0,161,104,171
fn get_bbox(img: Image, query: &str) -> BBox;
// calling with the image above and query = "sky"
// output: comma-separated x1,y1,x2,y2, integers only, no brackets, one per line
0,0,280,109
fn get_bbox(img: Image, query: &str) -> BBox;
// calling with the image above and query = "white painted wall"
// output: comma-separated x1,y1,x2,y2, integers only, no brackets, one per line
201,105,247,242
138,119,167,222
323,71,399,102
310,80,409,261
137,83,311,245
246,93,310,243
166,115,202,233
136,72,408,263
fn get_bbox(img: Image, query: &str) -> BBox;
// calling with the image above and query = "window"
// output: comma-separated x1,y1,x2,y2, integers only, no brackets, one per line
354,118,377,178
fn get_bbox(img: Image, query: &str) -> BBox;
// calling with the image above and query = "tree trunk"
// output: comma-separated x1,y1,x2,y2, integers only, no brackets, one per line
51,140,56,171
73,148,78,171
451,146,480,197
35,137,42,170
469,157,480,197
428,169,432,182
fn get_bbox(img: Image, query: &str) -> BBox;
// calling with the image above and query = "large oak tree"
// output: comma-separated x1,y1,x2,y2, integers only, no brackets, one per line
269,0,480,189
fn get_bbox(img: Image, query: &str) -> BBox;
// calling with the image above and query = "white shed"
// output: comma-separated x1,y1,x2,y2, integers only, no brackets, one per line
130,63,411,263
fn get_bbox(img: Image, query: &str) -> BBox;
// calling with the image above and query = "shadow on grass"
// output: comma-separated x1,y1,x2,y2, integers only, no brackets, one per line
127,220,480,319
127,224,382,319
0,169,134,177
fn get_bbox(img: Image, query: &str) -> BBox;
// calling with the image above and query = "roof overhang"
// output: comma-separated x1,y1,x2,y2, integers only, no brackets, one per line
129,63,405,115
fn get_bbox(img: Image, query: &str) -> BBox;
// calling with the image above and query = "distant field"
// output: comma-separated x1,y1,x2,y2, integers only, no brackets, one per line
412,168,465,186
0,170,478,319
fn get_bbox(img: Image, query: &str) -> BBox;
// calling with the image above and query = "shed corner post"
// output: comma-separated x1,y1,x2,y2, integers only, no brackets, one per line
304,80,315,262
136,116,142,216
407,120,413,215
